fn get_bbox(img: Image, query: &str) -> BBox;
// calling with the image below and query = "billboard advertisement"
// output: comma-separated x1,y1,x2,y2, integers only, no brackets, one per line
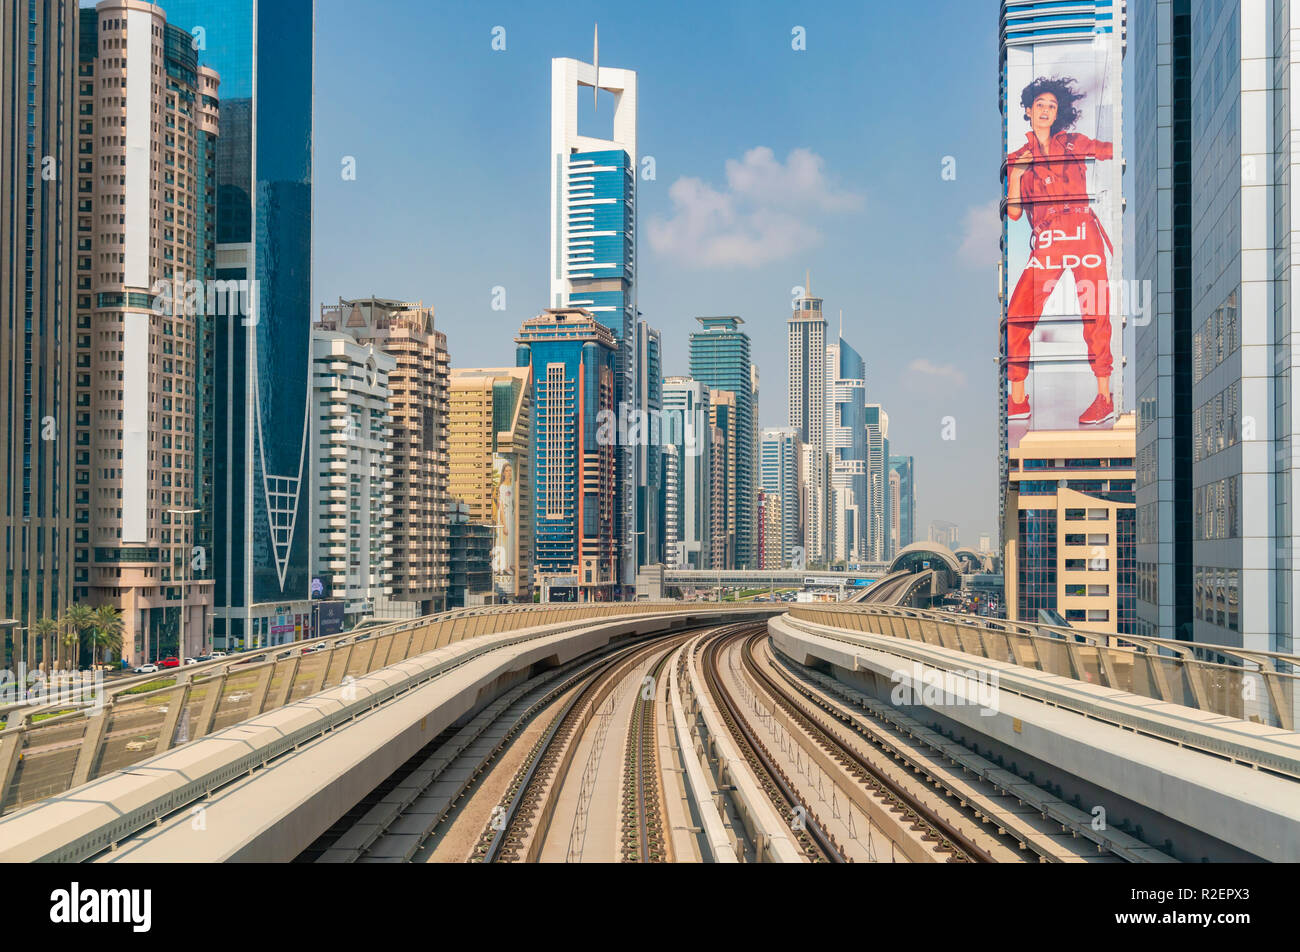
315,600,345,637
1003,35,1121,446
492,454,518,596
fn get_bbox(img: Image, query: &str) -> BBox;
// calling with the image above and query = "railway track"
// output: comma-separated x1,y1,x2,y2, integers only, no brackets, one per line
697,623,847,863
619,645,673,862
729,628,993,862
299,616,1140,865
474,634,692,863
756,638,1137,862
299,637,665,862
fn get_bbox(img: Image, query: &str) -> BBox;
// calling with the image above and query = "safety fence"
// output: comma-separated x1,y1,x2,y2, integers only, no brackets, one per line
789,604,1299,732
0,602,751,816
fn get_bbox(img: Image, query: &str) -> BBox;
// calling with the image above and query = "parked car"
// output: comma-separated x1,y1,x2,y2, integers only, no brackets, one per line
210,651,227,658
183,657,198,665
159,656,180,669
132,663,159,674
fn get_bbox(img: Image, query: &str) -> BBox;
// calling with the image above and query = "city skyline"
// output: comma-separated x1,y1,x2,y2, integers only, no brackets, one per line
312,0,1012,545
5,0,1297,885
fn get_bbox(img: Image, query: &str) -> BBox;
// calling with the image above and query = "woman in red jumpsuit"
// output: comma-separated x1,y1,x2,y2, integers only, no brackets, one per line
1006,76,1115,426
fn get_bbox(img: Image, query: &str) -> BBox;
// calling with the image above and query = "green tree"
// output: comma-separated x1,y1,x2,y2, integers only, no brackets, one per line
92,604,124,668
32,617,59,676
63,603,96,671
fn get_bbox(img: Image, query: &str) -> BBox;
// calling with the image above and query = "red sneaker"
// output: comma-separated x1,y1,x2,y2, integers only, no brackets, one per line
1008,395,1030,420
1079,394,1115,425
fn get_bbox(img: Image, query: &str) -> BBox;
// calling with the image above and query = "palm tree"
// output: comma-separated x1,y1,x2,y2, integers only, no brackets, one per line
92,604,124,669
63,604,96,671
32,617,58,677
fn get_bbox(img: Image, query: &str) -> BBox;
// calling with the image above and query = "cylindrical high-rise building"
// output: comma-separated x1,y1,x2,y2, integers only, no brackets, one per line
76,1,220,663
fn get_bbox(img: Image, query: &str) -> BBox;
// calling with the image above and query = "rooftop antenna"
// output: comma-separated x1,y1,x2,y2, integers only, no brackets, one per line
806,268,811,297
839,309,843,338
593,23,599,109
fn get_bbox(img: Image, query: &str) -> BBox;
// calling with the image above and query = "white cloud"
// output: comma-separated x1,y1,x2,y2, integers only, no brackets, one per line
956,199,1002,268
647,147,863,269
907,358,967,387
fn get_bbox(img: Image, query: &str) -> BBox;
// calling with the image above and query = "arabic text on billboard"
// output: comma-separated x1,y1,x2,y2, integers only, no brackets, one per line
1003,36,1120,446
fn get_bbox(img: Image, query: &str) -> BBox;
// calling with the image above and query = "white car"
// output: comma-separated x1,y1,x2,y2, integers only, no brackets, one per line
125,738,150,751
183,657,198,665
133,664,159,674
210,651,227,658
224,691,252,704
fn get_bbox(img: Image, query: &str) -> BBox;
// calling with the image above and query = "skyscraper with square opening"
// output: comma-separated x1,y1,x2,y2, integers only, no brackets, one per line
550,46,637,592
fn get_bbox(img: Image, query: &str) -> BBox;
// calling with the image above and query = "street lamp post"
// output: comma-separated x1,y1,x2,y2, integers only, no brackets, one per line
167,508,200,660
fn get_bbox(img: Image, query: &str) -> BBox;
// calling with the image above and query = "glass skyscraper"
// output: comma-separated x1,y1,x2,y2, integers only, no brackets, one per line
689,317,756,568
760,427,802,567
1,0,78,668
888,456,916,550
826,335,867,564
1132,0,1295,653
163,0,314,646
516,309,618,602
551,53,638,591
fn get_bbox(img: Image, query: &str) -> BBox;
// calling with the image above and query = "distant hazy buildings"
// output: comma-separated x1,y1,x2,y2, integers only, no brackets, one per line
929,520,960,549
517,308,617,601
888,456,916,550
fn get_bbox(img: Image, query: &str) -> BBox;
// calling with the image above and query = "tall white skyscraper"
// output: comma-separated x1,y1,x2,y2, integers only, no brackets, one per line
788,275,828,563
550,40,639,589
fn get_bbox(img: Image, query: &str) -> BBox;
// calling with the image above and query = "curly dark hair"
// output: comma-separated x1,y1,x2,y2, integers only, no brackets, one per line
1020,76,1083,136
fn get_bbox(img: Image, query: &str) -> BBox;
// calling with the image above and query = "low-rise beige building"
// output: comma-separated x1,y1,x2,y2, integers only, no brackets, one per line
1003,412,1137,641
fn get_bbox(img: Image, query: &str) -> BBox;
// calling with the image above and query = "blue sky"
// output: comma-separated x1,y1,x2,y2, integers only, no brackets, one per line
312,0,1028,546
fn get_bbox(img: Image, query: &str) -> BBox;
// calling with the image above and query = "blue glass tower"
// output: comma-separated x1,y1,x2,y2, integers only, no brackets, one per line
516,309,618,602
551,52,638,591
163,0,314,646
689,317,756,568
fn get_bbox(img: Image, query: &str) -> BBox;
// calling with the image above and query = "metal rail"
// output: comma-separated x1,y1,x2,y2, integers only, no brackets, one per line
699,624,845,863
